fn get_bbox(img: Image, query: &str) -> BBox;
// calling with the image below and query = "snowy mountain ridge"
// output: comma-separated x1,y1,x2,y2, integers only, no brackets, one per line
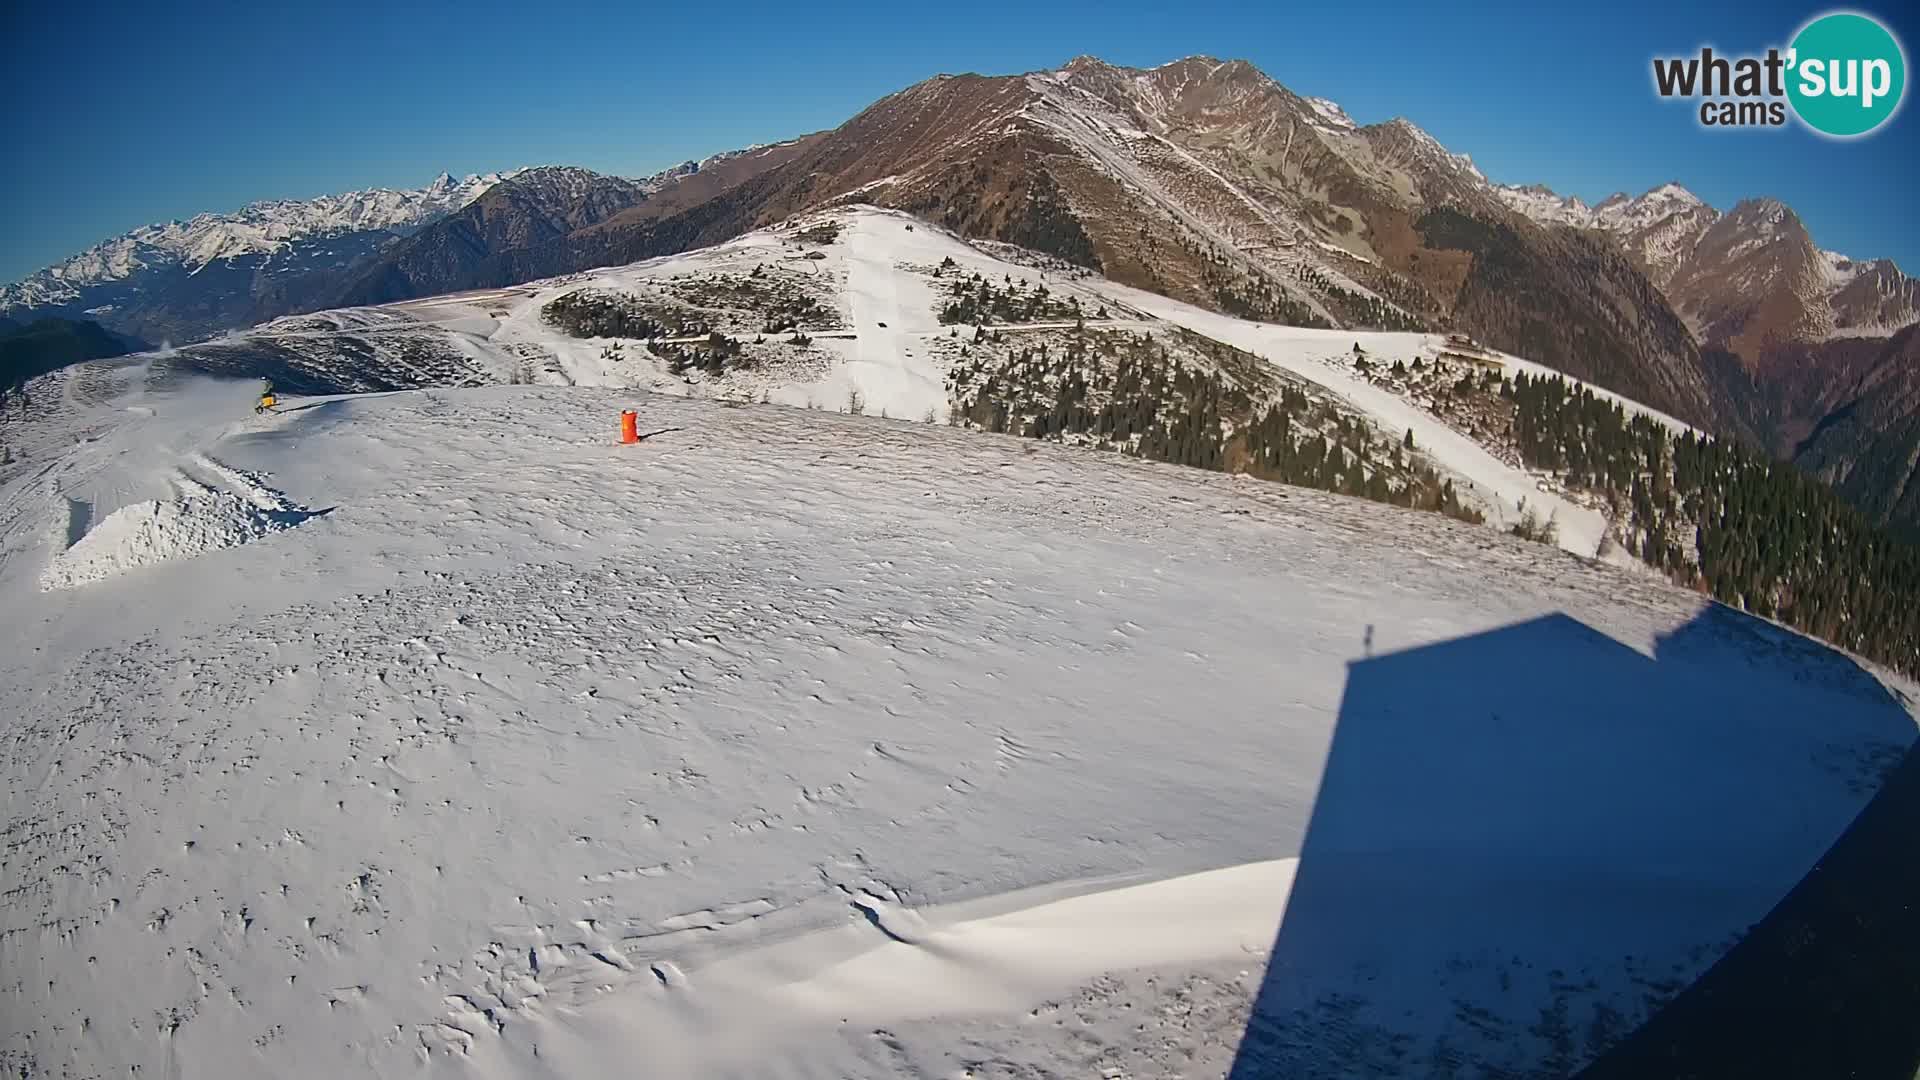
1496,180,1706,236
1495,180,1726,287
0,171,518,309
1496,178,1915,344
0,150,771,328
1495,180,1898,295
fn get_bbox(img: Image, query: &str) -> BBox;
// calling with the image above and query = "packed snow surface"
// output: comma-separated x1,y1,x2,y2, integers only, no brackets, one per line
2,339,1915,1077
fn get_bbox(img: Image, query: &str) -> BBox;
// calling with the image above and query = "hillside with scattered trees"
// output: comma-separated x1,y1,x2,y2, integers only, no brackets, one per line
937,269,1087,325
943,324,1481,525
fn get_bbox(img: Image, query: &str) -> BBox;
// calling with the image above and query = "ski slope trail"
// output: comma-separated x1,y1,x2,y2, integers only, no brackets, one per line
1,380,1913,1079
1086,280,1620,558
841,212,947,420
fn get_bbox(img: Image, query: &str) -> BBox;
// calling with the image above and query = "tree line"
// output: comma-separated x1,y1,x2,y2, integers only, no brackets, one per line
938,272,1087,326
947,327,1480,525
1506,370,1920,678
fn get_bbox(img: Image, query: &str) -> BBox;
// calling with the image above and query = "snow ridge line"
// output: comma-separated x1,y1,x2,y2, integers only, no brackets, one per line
184,453,299,513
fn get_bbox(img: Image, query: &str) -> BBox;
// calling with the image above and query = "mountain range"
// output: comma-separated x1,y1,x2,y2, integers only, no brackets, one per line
0,171,511,344
0,154,761,346
5,54,1919,531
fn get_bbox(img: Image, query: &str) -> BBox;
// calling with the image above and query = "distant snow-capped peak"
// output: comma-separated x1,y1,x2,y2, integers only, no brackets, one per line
1493,183,1595,227
1381,118,1486,183
1,149,787,318
1304,97,1357,131
1497,180,1711,233
486,165,649,203
3,170,518,308
1495,181,1723,287
1592,182,1711,233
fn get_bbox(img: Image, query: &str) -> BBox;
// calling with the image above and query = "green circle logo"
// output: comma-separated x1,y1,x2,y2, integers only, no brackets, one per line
1787,12,1906,136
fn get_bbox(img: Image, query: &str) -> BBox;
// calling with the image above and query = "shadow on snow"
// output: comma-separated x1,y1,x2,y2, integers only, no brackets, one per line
1226,604,1918,1079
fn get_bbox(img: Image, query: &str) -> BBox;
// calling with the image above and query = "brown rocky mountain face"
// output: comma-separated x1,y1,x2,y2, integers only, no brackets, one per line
1637,203,1920,532
1666,200,1832,354
1498,185,1920,354
1593,188,1722,294
1499,177,1920,533
1831,260,1920,337
1790,326,1920,537
331,55,1724,428
892,57,1717,427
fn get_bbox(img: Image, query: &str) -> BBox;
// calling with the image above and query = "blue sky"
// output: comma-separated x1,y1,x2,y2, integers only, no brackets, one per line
3,0,1913,282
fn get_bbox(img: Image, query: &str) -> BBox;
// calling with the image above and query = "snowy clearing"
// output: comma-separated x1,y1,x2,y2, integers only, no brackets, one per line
1,370,1913,1078
1081,278,1664,560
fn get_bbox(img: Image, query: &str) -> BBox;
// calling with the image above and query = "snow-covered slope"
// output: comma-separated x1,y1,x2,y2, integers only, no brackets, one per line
1074,277,1686,559
3,345,1920,1076
2,361,1913,1078
162,207,1130,413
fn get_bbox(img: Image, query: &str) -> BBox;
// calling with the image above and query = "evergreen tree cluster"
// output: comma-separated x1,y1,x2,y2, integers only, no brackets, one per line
758,293,831,334
793,221,842,246
1363,272,1443,323
545,279,835,346
1292,266,1425,332
1202,265,1330,328
663,271,836,334
945,328,1483,526
541,290,678,341
938,274,1083,326
1506,370,1920,678
1001,180,1102,270
650,331,745,378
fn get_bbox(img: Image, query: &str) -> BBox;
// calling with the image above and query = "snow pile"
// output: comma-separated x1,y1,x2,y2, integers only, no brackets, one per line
41,476,315,590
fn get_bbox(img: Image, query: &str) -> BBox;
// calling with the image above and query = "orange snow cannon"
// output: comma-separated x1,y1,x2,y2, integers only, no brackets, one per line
620,410,639,444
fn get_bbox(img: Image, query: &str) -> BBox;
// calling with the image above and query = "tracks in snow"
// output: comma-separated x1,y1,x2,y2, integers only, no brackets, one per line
178,454,305,514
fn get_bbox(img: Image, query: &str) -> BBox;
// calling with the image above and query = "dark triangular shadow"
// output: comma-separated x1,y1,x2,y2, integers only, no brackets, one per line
1227,604,1915,1079
1572,747,1920,1078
